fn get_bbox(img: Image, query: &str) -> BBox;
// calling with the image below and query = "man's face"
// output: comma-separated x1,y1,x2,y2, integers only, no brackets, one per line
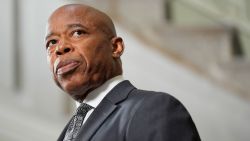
45,7,115,101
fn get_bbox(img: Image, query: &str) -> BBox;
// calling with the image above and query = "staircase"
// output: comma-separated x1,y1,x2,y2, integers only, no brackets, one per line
105,0,250,100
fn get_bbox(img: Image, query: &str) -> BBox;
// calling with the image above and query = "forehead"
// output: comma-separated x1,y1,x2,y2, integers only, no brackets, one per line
47,6,96,32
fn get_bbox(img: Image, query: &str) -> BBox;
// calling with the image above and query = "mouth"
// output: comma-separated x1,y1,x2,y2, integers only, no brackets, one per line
56,60,80,75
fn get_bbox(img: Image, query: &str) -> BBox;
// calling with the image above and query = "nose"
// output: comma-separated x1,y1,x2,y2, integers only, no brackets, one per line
55,42,73,56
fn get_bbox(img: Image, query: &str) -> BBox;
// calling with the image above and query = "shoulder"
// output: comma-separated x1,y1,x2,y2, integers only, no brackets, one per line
125,89,201,141
128,88,183,109
126,88,192,125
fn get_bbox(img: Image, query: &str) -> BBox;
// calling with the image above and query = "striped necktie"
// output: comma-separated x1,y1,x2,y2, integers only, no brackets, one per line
63,103,93,141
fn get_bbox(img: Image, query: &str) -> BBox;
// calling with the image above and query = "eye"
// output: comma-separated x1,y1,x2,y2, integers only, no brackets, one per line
46,39,58,48
72,30,87,38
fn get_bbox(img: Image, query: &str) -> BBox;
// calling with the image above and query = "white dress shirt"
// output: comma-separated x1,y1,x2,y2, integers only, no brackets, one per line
75,75,124,124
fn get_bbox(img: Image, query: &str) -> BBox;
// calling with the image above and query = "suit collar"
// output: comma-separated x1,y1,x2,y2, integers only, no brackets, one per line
75,80,135,141
77,75,124,108
104,80,135,104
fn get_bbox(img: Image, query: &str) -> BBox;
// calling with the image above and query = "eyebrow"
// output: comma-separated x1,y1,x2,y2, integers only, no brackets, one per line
67,23,86,29
45,23,87,40
45,32,54,41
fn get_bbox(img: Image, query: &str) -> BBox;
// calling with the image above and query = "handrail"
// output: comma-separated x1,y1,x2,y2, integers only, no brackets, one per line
176,0,250,36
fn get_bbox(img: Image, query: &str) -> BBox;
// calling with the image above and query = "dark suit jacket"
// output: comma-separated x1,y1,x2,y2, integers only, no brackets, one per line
58,81,201,141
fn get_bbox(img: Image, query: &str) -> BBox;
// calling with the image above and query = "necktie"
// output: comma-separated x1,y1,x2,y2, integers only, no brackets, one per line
63,103,93,141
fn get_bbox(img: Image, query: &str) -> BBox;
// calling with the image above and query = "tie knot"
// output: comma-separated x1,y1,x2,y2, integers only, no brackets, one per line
76,103,93,115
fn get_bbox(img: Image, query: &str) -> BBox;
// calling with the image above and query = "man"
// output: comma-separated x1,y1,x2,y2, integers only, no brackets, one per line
45,4,201,141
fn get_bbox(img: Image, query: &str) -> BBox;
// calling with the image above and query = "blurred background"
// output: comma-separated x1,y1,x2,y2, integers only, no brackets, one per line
0,0,250,140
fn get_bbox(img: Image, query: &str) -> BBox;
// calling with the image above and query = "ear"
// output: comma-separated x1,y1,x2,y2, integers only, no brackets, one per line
111,37,124,58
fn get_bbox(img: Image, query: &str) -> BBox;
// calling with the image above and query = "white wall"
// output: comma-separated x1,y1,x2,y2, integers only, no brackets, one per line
0,0,71,140
0,0,15,90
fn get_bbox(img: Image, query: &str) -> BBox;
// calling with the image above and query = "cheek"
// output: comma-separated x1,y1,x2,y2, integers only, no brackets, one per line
76,39,112,71
47,55,54,71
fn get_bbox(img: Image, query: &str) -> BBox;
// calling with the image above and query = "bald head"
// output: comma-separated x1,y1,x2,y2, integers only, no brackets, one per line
48,4,117,38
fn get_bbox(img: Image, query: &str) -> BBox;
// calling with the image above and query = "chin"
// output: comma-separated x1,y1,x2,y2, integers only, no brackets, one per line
70,93,85,102
60,79,89,99
63,82,86,94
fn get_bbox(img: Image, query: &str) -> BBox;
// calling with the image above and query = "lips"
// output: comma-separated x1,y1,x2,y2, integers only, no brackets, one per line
56,60,80,75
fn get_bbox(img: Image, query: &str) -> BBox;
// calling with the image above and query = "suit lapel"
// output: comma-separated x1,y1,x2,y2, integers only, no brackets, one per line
75,80,135,141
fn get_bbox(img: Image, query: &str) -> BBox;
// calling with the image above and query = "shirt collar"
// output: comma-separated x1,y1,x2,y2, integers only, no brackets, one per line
76,75,124,108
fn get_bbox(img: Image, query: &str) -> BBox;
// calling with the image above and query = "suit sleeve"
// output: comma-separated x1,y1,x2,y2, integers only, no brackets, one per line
126,92,201,141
